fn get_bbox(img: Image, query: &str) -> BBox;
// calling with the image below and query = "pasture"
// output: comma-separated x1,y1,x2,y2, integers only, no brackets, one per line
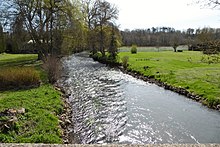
119,49,220,107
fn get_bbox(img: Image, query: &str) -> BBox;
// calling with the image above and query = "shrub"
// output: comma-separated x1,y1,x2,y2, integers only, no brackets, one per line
92,52,102,61
131,45,137,54
42,55,61,84
121,56,129,69
0,67,40,90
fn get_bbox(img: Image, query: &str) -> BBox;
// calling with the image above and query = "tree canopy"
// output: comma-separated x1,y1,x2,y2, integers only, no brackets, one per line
0,0,121,59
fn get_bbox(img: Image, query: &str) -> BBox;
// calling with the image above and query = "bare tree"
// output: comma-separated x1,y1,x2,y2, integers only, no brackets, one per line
195,0,220,9
81,0,99,30
170,32,181,52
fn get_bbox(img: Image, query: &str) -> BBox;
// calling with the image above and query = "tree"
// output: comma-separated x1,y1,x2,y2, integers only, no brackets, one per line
108,24,121,58
81,0,99,54
81,0,119,56
170,32,181,52
92,0,118,56
195,0,220,8
0,0,83,59
0,24,5,53
11,12,28,53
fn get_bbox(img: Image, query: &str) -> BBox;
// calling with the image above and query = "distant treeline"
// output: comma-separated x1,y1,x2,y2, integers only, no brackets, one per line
120,27,220,50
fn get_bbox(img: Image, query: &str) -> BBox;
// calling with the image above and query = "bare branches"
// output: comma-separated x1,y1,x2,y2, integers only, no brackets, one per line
195,0,220,9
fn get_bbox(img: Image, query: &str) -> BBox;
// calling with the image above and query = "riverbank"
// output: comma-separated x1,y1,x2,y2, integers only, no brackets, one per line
0,54,68,143
0,143,220,147
118,51,220,110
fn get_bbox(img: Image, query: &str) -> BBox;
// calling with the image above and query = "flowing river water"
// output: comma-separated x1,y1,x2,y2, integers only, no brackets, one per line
59,52,220,144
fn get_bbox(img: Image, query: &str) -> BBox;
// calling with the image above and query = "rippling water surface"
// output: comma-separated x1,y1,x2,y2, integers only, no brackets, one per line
59,52,220,144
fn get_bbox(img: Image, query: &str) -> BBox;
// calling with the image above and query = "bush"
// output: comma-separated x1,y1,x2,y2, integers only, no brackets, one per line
121,56,129,69
0,67,40,90
92,52,102,61
131,45,137,54
42,55,61,84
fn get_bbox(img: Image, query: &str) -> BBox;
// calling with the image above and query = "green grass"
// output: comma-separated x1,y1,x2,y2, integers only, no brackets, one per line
0,53,63,143
0,53,38,67
119,50,220,107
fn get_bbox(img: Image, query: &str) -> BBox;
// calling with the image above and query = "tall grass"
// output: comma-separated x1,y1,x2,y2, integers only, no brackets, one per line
42,55,61,84
0,67,40,91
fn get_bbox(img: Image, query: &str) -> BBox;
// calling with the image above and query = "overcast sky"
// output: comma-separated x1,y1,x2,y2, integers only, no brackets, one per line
107,0,220,31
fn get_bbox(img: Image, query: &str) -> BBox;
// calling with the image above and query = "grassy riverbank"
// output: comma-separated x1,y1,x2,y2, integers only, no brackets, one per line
119,50,220,108
0,54,63,143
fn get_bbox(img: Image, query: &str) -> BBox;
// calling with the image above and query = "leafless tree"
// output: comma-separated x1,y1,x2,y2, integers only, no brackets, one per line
195,0,220,9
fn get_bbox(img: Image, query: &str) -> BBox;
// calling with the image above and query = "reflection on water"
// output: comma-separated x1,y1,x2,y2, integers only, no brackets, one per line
59,52,220,144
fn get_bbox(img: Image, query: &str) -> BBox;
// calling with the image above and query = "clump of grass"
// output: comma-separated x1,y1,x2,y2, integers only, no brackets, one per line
0,67,40,91
121,56,129,69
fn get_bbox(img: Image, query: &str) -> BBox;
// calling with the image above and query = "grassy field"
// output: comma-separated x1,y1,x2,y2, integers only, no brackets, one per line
119,49,220,107
0,54,63,143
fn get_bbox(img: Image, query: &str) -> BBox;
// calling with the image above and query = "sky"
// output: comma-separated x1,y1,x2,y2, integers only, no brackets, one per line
107,0,220,31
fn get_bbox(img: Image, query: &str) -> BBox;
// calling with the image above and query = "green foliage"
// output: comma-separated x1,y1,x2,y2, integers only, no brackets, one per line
131,45,137,54
0,67,40,91
119,50,220,107
92,52,102,61
108,25,121,58
92,52,120,65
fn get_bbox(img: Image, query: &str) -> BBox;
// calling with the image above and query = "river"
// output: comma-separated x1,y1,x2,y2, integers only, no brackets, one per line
59,52,220,144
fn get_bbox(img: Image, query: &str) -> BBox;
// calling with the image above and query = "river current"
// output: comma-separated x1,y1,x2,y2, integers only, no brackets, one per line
59,53,220,144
